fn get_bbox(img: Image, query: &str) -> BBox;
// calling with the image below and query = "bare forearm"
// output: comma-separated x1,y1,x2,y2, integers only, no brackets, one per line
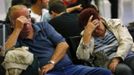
83,32,92,45
66,4,82,13
5,29,21,50
82,16,96,45
66,7,76,13
50,42,69,64
5,16,29,49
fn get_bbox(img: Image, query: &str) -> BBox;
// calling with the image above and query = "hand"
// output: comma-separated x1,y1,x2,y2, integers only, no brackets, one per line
14,16,30,31
40,63,54,75
84,15,99,34
82,16,95,45
108,58,120,73
74,4,83,11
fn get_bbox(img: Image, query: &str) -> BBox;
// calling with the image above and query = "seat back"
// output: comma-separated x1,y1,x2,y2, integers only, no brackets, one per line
66,36,83,64
127,22,134,41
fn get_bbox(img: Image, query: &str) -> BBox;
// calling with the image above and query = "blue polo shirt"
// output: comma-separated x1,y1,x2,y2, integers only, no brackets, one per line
16,22,72,69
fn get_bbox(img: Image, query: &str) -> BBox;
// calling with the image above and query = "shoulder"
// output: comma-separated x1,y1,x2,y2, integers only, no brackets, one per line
105,18,123,28
33,22,52,31
107,19,121,25
34,22,51,27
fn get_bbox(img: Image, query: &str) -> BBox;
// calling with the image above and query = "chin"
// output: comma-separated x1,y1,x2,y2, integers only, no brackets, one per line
19,33,29,38
94,33,102,37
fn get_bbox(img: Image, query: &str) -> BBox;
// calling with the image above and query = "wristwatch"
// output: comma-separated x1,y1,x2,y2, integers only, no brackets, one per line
48,60,55,65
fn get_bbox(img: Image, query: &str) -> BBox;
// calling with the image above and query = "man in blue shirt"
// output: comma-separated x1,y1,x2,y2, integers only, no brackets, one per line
1,5,112,75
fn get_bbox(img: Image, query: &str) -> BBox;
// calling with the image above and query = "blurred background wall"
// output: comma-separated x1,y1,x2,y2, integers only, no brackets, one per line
0,0,11,21
0,0,134,25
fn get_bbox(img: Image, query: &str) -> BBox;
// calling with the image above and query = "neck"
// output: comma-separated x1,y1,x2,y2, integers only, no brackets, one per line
19,28,34,40
31,4,42,15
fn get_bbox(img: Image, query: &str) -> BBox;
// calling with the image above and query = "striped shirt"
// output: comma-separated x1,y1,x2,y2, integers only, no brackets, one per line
94,29,119,59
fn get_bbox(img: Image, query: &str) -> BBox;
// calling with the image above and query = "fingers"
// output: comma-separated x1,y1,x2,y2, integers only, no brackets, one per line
108,60,119,73
16,16,29,28
40,64,54,75
16,16,30,28
40,67,47,75
78,4,82,7
109,63,116,73
76,4,81,8
17,16,29,24
92,19,100,28
88,15,93,22
77,4,83,10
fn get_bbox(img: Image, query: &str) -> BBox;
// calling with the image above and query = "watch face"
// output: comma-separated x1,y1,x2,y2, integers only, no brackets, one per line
48,60,55,65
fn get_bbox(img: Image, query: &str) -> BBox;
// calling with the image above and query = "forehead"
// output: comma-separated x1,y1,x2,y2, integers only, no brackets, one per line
41,0,49,3
11,7,29,19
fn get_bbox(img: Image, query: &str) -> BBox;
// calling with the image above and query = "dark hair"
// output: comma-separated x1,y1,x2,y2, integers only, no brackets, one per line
11,0,32,7
49,1,66,14
79,7,100,29
77,0,92,8
85,4,99,13
29,0,37,5
49,0,61,5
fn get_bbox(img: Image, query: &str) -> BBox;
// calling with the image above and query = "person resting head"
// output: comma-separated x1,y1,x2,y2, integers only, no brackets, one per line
79,7,100,29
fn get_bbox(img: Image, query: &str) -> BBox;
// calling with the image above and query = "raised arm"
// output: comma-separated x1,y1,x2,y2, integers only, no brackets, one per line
66,4,82,13
0,16,28,55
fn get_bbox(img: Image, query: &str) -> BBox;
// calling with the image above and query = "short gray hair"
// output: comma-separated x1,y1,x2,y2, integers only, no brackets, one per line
8,5,27,22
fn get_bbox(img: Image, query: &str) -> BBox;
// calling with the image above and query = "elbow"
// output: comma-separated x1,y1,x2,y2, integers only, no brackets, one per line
65,42,69,49
58,41,69,50
127,38,133,46
63,42,69,51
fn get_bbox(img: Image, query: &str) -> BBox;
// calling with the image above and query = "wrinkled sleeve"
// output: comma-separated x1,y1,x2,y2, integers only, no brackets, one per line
115,23,133,60
76,37,94,61
108,19,133,60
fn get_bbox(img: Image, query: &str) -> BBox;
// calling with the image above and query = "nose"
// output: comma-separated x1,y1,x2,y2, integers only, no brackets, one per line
24,22,31,27
93,27,99,34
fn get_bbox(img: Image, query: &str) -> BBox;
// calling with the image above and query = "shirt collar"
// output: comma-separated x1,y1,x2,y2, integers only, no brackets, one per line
33,23,42,35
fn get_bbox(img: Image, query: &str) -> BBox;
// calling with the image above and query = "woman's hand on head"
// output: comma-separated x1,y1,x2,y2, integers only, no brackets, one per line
84,15,98,34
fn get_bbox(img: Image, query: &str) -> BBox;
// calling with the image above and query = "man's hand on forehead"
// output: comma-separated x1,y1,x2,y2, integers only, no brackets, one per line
16,16,30,25
14,16,30,30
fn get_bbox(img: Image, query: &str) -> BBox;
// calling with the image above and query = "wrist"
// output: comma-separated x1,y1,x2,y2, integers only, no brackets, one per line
48,60,55,65
14,28,22,32
111,57,122,63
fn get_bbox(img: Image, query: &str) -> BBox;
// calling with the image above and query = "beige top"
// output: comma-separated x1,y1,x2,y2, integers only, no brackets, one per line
77,19,134,61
